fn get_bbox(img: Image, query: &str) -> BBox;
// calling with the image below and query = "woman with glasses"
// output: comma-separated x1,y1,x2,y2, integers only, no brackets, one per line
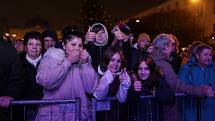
150,33,214,121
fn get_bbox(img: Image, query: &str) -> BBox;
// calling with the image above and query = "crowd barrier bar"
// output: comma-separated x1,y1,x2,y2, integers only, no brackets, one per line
11,98,81,121
91,93,186,121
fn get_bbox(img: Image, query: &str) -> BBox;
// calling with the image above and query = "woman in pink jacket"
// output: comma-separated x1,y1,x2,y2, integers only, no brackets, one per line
36,26,99,121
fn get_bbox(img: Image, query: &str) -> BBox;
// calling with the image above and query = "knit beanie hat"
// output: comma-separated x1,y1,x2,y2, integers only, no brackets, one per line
42,30,58,42
116,21,132,35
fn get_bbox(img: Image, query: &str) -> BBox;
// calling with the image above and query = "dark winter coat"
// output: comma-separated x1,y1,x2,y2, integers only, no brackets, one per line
20,52,43,100
0,41,24,98
84,23,109,72
0,41,24,121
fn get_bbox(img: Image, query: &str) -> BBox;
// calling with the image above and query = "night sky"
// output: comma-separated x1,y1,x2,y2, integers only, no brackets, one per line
0,0,159,28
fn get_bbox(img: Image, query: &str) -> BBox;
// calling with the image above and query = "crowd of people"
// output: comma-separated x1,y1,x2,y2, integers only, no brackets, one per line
0,21,215,121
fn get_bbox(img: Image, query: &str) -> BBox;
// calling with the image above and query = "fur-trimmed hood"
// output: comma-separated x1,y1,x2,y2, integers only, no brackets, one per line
43,47,65,62
91,23,108,46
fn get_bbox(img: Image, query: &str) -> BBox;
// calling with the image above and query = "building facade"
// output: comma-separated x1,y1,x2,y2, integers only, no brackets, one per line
126,0,215,37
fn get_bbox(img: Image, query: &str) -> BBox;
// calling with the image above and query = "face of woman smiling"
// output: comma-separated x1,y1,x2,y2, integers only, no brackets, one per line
64,36,83,55
26,38,42,60
138,61,150,80
107,52,122,73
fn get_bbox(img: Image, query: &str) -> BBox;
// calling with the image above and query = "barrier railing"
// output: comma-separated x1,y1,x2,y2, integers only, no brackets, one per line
91,93,186,121
10,98,81,121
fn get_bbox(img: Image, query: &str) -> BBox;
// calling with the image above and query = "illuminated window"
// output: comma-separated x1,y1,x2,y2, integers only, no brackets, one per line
175,2,179,8
213,5,215,14
213,24,215,32
167,5,171,11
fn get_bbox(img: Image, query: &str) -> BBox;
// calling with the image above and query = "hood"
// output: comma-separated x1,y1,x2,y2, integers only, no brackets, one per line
187,56,198,67
91,23,108,46
43,47,65,62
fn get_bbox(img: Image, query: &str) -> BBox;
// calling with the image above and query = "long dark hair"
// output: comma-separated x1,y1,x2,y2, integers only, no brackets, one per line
132,54,158,89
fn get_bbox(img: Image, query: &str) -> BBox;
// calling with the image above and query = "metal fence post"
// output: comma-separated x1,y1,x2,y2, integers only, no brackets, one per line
91,98,97,121
196,98,201,121
75,98,81,121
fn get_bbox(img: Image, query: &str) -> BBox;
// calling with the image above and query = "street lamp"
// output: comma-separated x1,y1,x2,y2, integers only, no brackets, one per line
12,34,16,38
190,0,199,4
190,0,202,16
5,33,10,37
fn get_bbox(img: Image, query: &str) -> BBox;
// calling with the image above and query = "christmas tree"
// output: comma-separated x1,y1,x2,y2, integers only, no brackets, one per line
79,0,112,31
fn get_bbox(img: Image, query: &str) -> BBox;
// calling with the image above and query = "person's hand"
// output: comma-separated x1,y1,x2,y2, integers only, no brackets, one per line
202,85,214,97
103,69,115,84
147,45,154,54
134,81,142,92
0,96,14,108
85,26,96,43
80,49,89,64
113,26,128,41
66,49,81,64
119,69,127,83
119,69,131,87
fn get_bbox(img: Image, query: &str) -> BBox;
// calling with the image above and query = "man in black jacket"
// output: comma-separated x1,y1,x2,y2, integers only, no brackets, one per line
0,38,24,121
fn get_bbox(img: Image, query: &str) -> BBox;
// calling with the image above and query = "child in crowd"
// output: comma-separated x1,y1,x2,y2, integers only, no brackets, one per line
94,46,131,121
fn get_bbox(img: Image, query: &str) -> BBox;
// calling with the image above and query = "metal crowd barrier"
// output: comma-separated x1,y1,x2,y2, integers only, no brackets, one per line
10,98,81,121
91,93,186,121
